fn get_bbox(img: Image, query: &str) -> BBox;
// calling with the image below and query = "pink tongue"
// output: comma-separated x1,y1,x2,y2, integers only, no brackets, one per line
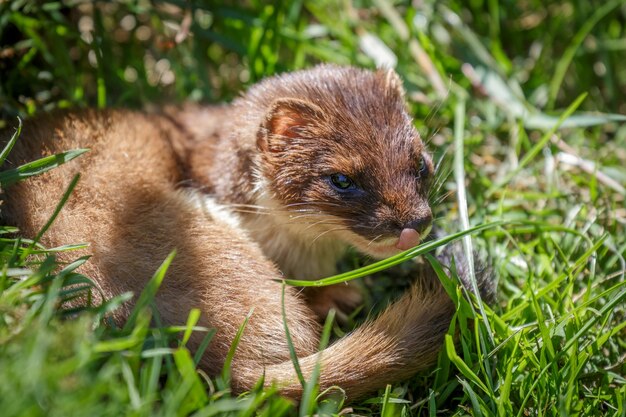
396,228,420,251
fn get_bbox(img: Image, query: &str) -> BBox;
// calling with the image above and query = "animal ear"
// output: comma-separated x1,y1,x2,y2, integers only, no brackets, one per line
378,67,405,98
257,98,325,152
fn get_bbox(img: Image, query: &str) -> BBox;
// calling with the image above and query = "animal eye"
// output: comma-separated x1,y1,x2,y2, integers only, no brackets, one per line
417,155,429,177
329,173,355,191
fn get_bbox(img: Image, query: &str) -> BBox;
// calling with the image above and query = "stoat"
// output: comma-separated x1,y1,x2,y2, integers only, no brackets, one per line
0,65,492,400
165,65,437,316
169,66,434,279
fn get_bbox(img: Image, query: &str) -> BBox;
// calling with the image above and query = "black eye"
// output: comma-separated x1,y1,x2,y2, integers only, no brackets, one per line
329,173,356,191
417,155,429,178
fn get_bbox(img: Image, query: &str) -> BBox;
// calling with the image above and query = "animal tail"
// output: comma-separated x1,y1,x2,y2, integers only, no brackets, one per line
233,244,494,400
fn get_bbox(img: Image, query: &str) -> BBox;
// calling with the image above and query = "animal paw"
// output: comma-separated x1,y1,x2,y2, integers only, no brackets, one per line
304,282,363,324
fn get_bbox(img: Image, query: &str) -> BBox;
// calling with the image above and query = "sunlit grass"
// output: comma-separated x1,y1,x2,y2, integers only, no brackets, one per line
1,1,625,416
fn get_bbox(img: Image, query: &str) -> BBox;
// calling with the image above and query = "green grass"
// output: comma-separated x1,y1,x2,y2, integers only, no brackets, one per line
1,1,625,416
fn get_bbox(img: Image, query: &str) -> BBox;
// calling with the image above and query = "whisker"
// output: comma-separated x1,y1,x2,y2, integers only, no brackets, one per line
301,218,346,232
225,205,330,217
348,223,379,230
189,186,219,196
426,105,442,126
224,203,273,210
210,207,347,227
310,227,352,246
278,221,347,227
424,126,442,147
366,234,384,247
284,201,344,208
287,213,334,222
432,216,447,225
429,190,453,207
176,178,201,188
228,209,272,215
206,200,334,213
286,212,358,223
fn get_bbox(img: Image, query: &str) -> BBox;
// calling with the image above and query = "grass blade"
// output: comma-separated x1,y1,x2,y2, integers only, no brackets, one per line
547,0,624,109
0,117,22,166
486,93,587,197
453,97,494,342
280,220,505,286
220,309,253,386
20,173,80,260
0,148,88,187
281,284,306,388
181,308,201,347
444,334,489,395
123,250,176,332
300,309,335,417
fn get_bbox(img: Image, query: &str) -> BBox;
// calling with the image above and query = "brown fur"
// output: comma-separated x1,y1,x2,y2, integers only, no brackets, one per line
1,66,490,400
167,66,434,281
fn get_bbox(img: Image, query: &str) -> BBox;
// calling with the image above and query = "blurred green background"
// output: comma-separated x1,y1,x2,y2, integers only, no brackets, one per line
2,0,625,114
1,1,625,416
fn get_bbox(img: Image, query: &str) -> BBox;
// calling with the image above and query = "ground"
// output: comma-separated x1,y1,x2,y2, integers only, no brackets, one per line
0,1,624,416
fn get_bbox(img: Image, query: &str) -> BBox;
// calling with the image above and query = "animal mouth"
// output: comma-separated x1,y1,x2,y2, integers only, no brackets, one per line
360,225,432,258
363,236,411,258
342,224,432,259
396,228,421,251
366,242,403,257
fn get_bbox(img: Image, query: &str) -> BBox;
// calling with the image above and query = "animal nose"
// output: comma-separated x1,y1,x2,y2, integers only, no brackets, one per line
395,214,433,251
403,213,432,234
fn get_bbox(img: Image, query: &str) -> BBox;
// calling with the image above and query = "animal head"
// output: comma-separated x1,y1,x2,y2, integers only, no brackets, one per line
253,65,433,259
